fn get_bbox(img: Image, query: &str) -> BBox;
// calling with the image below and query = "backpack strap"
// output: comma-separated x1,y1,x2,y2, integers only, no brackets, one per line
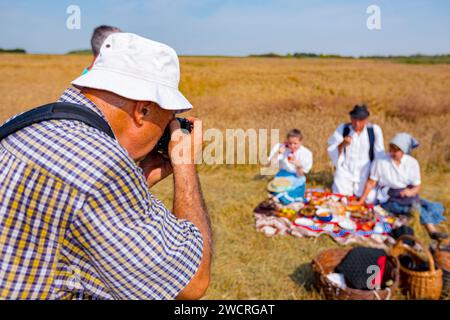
0,102,115,141
341,123,376,161
367,124,375,162
342,123,351,137
341,123,351,158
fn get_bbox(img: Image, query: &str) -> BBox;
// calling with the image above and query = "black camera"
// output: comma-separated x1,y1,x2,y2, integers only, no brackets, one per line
156,117,193,156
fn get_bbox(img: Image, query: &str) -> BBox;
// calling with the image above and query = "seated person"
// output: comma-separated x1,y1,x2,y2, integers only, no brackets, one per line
356,133,447,241
267,129,313,204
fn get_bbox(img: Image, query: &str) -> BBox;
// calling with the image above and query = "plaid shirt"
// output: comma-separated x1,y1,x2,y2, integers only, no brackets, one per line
0,88,203,300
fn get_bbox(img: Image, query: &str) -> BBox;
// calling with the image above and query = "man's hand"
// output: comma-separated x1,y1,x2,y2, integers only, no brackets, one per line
338,136,352,155
342,136,352,147
167,116,212,300
139,151,173,188
278,143,287,154
350,199,364,206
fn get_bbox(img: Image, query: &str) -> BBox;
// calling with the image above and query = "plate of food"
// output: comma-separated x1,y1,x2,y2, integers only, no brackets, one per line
338,219,356,230
300,205,316,217
350,211,365,219
315,209,333,222
360,221,375,231
310,199,325,206
294,217,314,227
346,204,368,213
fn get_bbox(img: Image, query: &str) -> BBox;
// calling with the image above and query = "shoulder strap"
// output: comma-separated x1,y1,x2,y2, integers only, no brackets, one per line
340,123,351,159
0,102,115,141
342,123,351,137
367,124,375,161
341,123,375,161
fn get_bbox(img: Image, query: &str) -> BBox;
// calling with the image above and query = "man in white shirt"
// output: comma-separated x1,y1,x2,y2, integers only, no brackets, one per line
327,104,384,202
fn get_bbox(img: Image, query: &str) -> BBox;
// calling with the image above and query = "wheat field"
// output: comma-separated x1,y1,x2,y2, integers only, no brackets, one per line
0,53,449,299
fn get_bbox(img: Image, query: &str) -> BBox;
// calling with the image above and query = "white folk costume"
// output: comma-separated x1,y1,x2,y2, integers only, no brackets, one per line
327,123,384,202
268,143,313,204
372,133,446,226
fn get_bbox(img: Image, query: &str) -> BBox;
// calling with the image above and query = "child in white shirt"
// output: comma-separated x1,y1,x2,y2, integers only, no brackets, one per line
268,129,313,204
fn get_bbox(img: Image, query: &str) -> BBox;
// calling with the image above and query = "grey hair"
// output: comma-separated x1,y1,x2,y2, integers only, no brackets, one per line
90,25,122,57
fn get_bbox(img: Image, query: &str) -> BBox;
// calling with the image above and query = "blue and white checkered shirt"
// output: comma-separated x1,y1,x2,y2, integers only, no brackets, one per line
0,87,203,299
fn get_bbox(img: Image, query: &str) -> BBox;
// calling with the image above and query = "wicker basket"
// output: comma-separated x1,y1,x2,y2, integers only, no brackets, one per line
312,248,399,300
391,235,443,300
442,270,450,299
431,242,450,298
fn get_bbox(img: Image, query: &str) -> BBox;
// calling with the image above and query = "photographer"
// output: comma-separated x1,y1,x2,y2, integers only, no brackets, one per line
0,33,211,300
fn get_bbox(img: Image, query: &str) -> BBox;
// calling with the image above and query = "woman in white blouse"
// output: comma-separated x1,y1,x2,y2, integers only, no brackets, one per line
356,133,447,240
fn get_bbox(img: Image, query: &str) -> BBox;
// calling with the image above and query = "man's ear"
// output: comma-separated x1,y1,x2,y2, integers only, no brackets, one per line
133,101,151,126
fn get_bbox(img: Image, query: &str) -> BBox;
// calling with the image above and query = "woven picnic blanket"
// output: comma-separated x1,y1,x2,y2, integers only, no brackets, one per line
254,189,407,249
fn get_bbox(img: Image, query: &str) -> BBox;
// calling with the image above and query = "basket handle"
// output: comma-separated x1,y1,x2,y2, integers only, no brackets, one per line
373,287,391,300
396,234,436,272
312,258,329,284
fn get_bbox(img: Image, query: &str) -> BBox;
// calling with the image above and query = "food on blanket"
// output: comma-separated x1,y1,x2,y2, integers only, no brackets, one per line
267,177,292,193
294,218,314,227
346,205,365,212
350,211,364,219
310,199,324,206
316,207,331,214
287,202,305,212
312,191,324,197
316,211,333,222
315,208,333,222
329,202,346,216
361,221,375,231
276,207,297,221
338,219,356,230
299,205,315,217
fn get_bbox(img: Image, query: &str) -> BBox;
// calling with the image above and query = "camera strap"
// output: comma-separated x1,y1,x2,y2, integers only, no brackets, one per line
0,102,116,141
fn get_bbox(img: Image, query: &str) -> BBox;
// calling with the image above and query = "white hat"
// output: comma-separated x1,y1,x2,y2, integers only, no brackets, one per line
72,32,192,113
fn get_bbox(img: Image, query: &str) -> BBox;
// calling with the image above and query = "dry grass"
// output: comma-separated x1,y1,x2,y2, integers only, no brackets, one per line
0,54,449,299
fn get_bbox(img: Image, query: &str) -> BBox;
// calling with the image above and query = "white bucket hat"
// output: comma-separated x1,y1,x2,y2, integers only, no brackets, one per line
72,32,192,113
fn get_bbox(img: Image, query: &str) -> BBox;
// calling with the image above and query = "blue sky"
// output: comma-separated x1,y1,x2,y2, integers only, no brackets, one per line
0,0,449,56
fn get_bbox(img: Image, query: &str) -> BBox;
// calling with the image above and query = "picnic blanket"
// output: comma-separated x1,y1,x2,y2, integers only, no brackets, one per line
254,189,407,249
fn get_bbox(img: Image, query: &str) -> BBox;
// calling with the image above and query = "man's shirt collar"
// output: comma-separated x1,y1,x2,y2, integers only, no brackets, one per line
58,86,108,122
